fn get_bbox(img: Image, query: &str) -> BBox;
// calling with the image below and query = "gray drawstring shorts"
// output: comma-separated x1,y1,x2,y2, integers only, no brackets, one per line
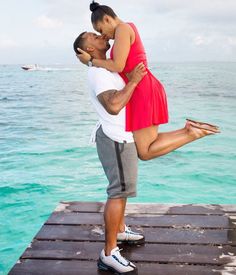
96,125,138,199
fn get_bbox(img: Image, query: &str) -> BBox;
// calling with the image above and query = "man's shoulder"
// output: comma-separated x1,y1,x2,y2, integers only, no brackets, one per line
88,67,122,80
88,67,112,77
88,66,124,93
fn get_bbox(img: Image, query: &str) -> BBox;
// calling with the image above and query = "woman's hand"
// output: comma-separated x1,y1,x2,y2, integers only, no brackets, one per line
76,48,91,65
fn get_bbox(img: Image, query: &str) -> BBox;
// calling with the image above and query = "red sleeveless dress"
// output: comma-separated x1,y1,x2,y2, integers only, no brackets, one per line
110,22,169,132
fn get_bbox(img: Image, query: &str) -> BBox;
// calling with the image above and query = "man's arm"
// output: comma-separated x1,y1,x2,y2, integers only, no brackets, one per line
97,63,146,115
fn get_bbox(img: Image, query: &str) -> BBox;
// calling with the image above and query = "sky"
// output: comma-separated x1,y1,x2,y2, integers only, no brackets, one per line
0,0,236,64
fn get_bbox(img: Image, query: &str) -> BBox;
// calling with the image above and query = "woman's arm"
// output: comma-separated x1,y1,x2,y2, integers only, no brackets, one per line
93,24,131,72
77,24,133,72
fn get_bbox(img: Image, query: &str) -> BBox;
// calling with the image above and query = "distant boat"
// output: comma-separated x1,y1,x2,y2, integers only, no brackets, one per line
21,64,41,71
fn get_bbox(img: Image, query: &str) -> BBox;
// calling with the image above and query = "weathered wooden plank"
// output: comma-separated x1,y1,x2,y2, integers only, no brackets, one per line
22,240,236,266
46,212,236,229
35,224,236,245
9,259,236,275
56,201,104,213
9,202,236,275
60,201,236,214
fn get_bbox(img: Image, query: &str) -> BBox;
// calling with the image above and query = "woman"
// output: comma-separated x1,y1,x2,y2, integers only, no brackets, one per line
78,1,220,160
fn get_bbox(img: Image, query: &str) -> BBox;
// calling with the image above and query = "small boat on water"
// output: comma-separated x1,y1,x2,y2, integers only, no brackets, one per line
21,64,41,71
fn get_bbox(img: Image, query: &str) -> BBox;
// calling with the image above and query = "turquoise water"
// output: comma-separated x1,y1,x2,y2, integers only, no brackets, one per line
0,63,236,273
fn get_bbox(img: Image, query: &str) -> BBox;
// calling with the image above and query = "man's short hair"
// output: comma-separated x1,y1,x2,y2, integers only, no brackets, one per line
73,31,87,54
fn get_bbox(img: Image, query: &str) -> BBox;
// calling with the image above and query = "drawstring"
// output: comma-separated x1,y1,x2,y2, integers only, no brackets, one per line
120,143,125,153
89,121,101,145
120,140,127,153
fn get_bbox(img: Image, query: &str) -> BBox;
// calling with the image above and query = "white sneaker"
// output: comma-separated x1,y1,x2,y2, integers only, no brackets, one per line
97,246,137,274
117,225,145,244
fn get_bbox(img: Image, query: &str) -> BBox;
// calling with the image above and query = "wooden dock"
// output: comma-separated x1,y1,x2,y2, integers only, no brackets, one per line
9,202,236,275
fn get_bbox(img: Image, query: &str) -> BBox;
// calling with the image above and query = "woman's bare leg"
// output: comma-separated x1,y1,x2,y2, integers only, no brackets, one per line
134,121,219,160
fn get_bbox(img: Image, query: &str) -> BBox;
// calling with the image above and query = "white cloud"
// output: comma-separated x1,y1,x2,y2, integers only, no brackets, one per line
1,0,236,63
35,15,63,29
192,34,236,49
0,38,19,48
193,35,213,46
228,37,236,46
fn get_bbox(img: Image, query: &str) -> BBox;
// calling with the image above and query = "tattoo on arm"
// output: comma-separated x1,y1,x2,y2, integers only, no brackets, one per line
96,80,137,115
97,90,118,114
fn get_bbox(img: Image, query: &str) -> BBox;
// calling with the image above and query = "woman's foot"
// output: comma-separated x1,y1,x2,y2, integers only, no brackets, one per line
185,120,220,139
186,118,220,130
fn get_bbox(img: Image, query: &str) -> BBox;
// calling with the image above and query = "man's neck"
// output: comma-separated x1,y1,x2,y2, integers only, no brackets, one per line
92,50,106,60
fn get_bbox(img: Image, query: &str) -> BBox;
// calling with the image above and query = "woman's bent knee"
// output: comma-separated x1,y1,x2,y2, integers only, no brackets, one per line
138,152,151,161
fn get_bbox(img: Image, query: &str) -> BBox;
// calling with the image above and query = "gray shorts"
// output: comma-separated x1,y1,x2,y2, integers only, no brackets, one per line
95,125,138,199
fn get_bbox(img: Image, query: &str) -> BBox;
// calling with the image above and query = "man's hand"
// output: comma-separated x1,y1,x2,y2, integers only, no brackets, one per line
126,62,147,85
96,62,146,115
76,48,91,65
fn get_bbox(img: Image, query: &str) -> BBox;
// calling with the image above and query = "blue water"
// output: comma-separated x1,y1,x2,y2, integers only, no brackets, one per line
0,63,236,273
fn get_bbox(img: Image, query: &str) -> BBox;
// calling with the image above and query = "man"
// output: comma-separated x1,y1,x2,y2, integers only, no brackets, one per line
73,32,146,274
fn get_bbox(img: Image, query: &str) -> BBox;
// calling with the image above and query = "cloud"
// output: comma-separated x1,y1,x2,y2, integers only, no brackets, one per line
40,0,91,25
0,38,19,48
193,36,208,46
193,34,236,47
35,15,63,29
1,0,236,63
227,37,236,46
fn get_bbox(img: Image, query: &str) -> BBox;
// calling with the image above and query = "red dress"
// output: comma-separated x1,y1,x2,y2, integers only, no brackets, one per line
110,22,169,132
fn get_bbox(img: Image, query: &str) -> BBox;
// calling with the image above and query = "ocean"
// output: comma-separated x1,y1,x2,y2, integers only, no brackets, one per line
0,62,236,273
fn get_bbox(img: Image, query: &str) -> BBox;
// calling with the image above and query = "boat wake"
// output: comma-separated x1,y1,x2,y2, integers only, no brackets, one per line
21,64,78,71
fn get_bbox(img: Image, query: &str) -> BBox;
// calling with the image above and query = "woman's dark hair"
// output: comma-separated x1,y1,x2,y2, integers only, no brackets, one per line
90,1,117,24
